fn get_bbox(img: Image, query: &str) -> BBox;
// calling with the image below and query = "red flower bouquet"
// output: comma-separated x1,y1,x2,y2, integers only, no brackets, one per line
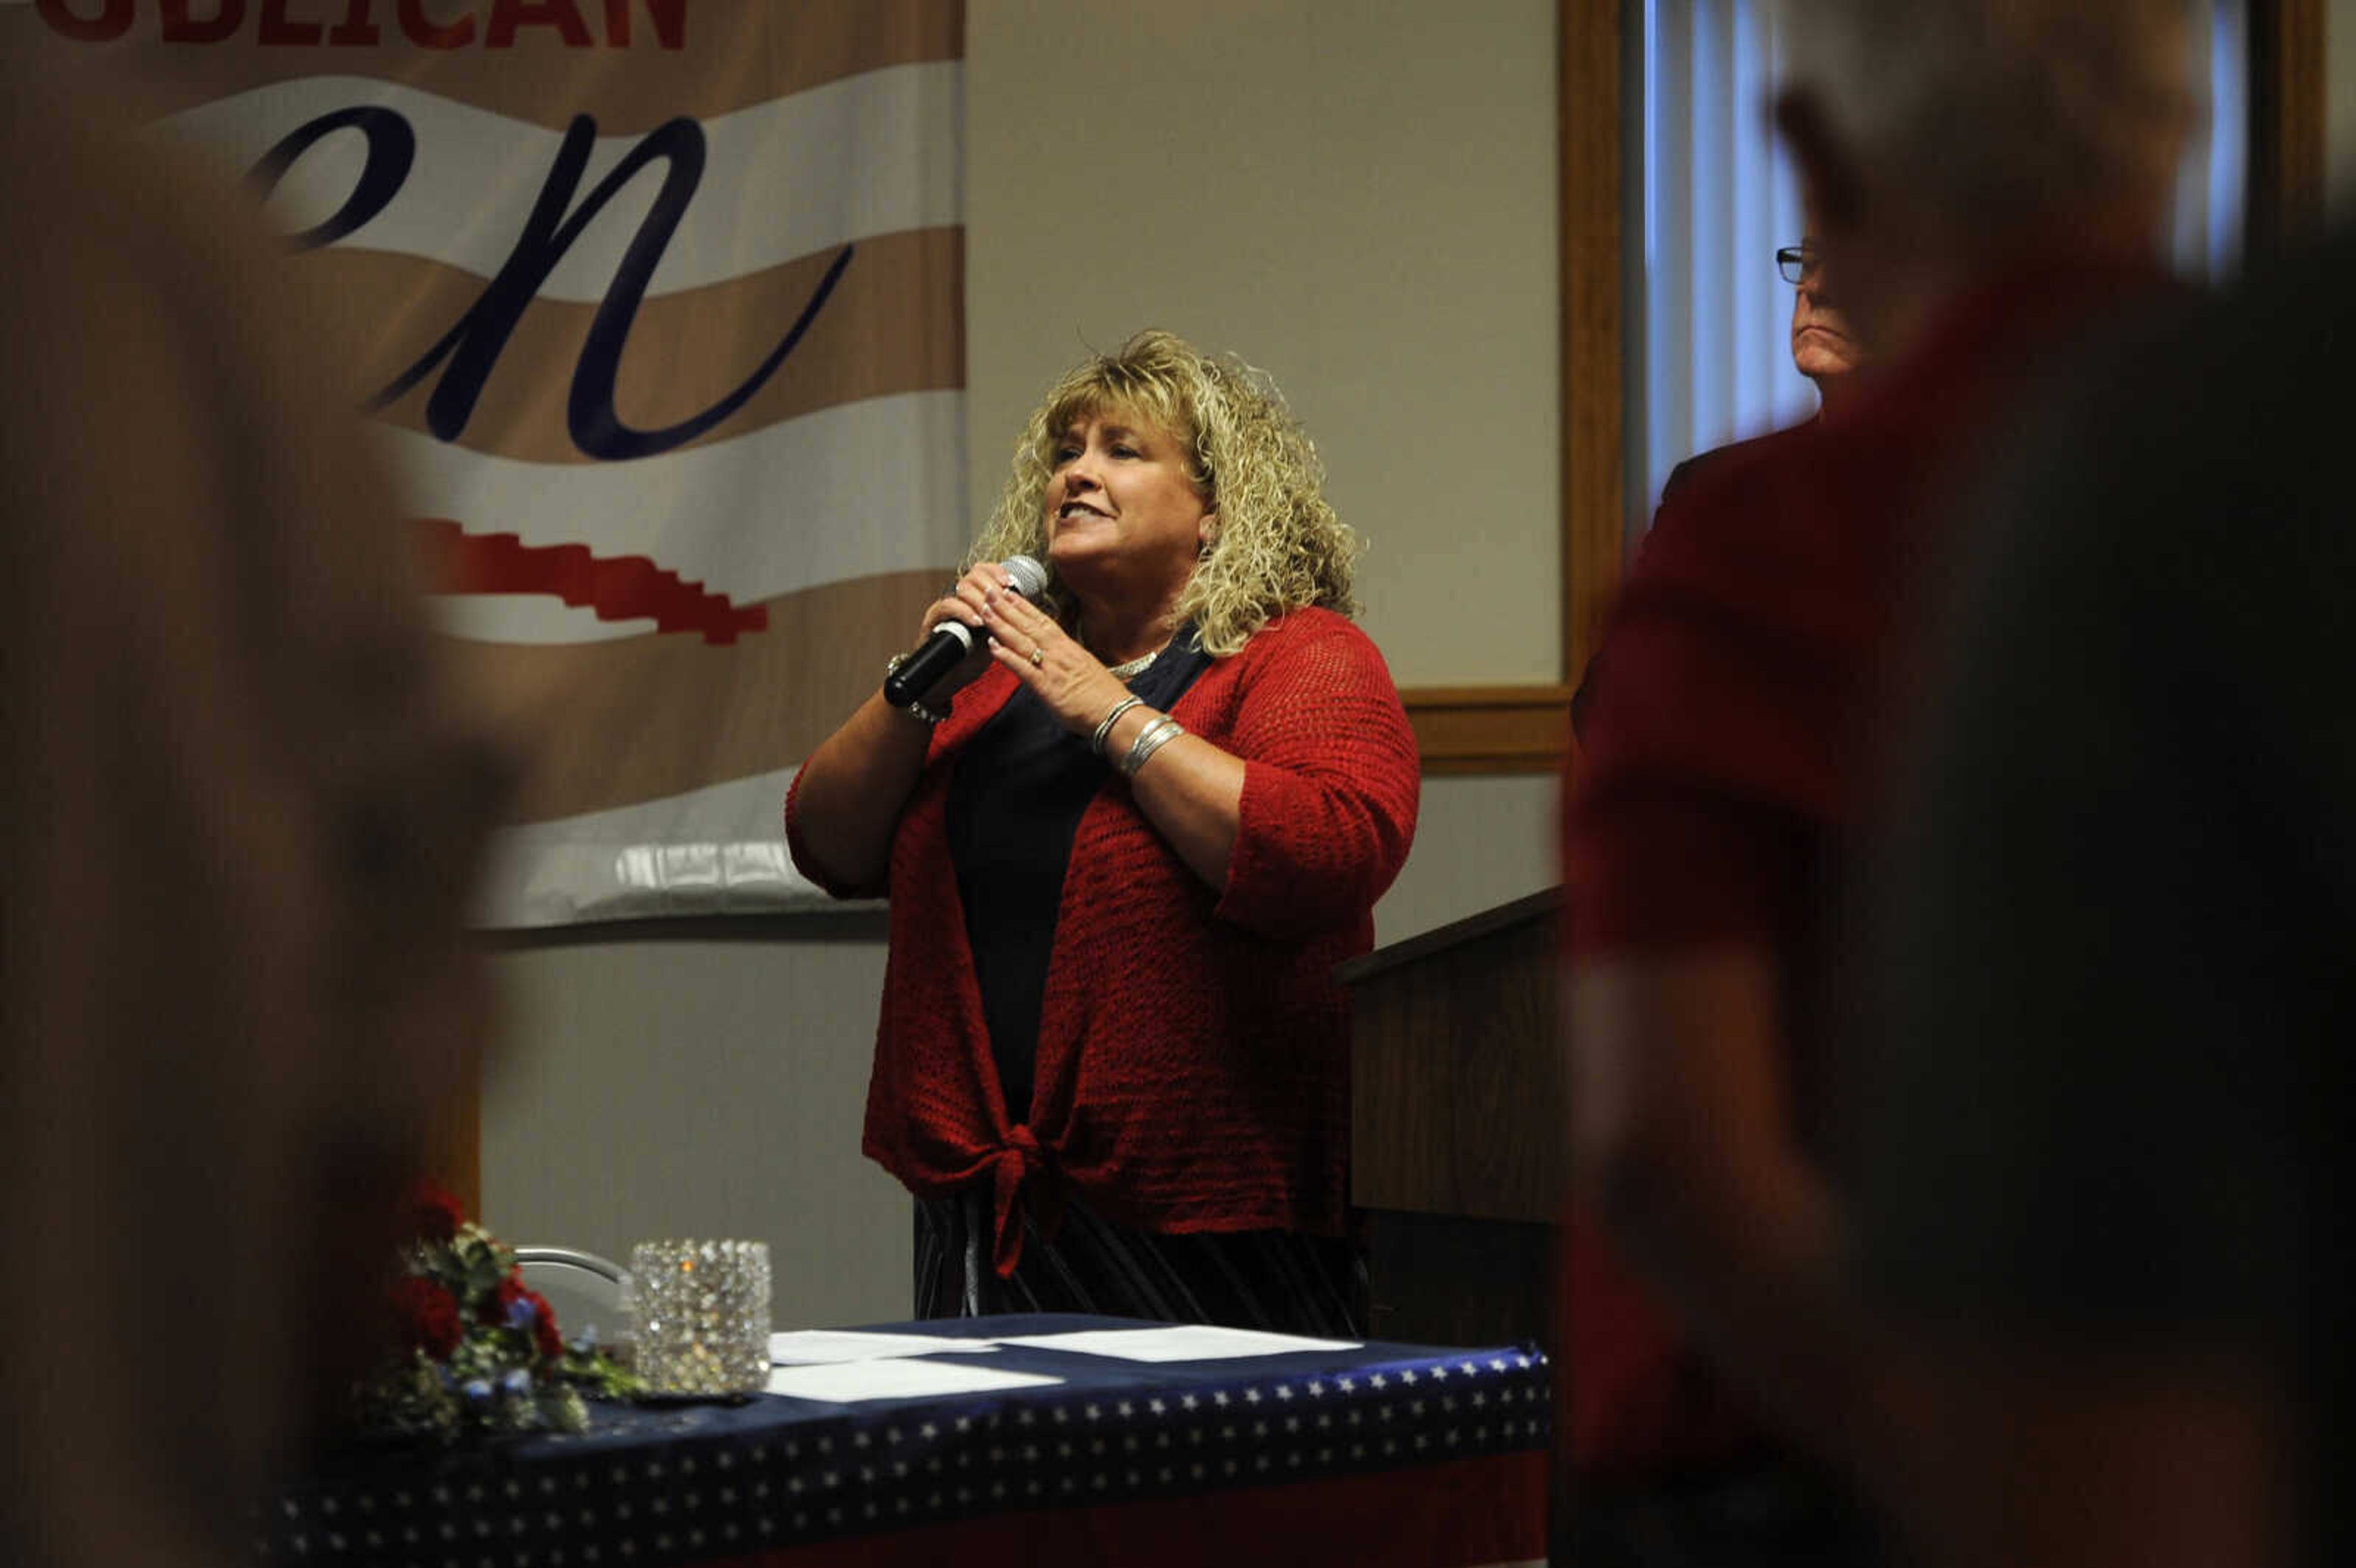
357,1183,637,1439
391,1276,464,1359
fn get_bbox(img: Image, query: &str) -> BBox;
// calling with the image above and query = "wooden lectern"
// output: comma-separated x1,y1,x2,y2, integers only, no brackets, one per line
1339,888,1566,1352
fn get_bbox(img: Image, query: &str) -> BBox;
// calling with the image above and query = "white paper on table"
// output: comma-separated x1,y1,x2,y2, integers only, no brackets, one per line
991,1325,1362,1362
768,1329,1001,1364
763,1359,1060,1402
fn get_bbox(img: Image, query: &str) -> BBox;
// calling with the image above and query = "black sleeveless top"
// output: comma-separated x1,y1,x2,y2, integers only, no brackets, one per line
945,629,1212,1121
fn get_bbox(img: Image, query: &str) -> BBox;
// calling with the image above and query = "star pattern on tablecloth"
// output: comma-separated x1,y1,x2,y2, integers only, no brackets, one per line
260,1342,1551,1566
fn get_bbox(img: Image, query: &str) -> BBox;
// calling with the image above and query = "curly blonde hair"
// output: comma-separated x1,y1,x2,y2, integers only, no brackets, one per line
966,329,1361,658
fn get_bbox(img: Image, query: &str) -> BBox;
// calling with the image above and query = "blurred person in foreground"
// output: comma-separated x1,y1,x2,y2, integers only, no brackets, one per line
1857,228,2356,1567
787,331,1418,1335
1574,233,1871,739
1560,1,2197,1559
0,74,507,1568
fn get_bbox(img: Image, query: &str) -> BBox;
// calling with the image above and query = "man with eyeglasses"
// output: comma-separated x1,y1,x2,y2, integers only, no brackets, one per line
1568,239,1866,742
1779,241,1865,407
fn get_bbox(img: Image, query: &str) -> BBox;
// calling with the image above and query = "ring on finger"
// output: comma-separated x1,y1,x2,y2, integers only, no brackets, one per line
1028,645,1045,667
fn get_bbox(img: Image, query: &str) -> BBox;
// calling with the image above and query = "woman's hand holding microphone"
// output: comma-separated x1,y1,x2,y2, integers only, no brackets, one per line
885,555,1181,779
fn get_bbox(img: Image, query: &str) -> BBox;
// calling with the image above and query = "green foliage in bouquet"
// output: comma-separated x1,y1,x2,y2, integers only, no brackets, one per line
358,1184,641,1440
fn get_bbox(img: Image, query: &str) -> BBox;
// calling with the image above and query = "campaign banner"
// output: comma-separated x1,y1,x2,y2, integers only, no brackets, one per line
2,0,968,925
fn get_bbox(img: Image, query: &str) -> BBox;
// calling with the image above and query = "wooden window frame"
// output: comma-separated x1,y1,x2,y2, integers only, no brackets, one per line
1401,0,1619,776
1403,0,2325,777
2249,0,2327,252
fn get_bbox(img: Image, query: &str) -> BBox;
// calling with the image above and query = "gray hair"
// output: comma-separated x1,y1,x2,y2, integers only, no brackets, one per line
1773,0,2199,233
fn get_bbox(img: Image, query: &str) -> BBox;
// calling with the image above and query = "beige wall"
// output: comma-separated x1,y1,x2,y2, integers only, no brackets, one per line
483,932,911,1329
479,0,1560,1329
966,0,1561,686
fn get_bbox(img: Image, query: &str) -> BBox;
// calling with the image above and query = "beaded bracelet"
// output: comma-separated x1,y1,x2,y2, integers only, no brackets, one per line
1118,714,1185,778
882,653,949,724
1091,695,1145,758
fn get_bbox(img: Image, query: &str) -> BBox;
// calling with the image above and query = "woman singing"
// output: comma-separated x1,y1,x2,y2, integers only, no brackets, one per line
786,330,1418,1335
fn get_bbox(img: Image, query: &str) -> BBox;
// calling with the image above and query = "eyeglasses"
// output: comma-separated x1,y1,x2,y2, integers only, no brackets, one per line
1776,245,1820,285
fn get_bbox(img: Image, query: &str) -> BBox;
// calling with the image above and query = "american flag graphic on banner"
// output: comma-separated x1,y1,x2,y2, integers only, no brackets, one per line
2,0,966,925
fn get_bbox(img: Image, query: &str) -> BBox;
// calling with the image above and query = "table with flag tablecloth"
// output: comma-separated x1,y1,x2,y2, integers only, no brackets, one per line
264,1313,1549,1568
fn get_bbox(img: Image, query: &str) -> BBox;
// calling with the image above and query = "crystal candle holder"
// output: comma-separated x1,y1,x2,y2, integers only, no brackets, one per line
627,1239,772,1397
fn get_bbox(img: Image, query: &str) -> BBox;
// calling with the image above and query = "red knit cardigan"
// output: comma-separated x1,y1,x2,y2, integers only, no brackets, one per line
785,607,1420,1275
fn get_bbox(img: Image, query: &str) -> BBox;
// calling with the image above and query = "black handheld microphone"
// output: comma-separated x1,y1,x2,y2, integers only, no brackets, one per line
882,555,1049,707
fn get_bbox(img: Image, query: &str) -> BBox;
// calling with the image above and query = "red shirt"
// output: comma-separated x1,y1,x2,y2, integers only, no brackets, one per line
788,607,1420,1276
1561,259,2173,1474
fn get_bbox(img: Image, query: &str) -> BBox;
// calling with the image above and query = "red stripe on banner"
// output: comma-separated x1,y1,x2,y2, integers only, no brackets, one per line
691,1451,1546,1568
416,517,767,646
